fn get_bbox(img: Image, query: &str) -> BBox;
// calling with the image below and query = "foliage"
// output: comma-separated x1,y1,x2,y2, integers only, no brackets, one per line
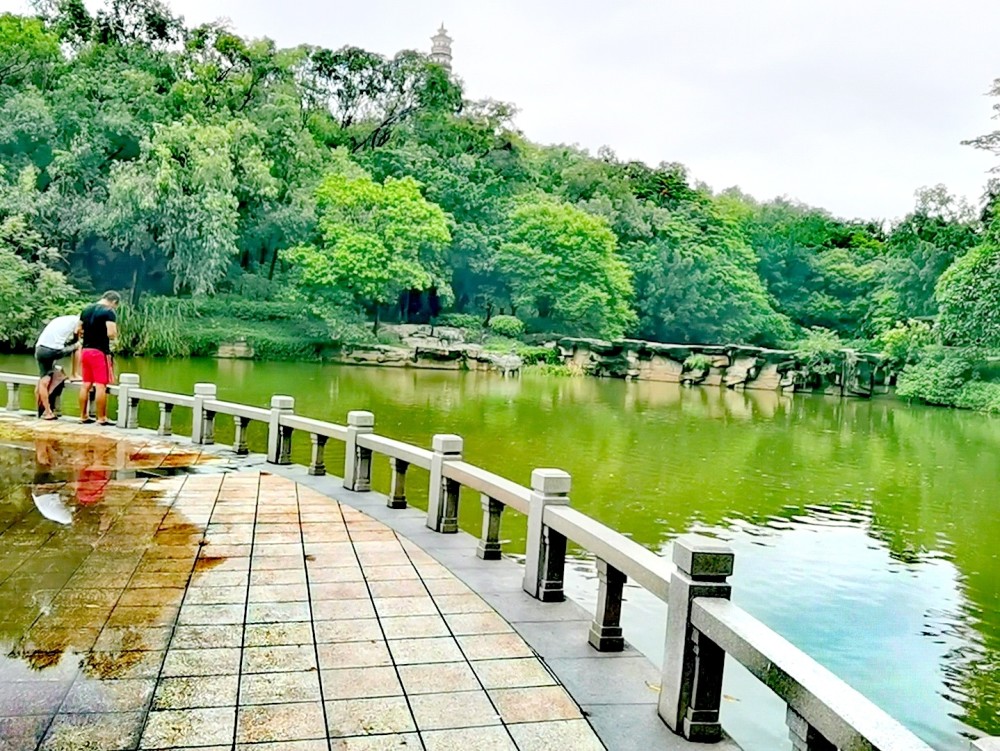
936,242,1000,348
523,362,576,377
488,314,524,338
515,344,558,365
683,354,713,372
0,245,79,349
192,296,311,322
116,296,194,357
876,320,935,371
284,168,451,328
628,196,792,345
896,348,978,407
433,312,482,331
498,197,635,339
794,327,844,375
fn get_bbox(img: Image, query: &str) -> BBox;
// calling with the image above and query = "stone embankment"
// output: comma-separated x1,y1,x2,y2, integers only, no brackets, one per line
218,325,890,397
555,338,890,397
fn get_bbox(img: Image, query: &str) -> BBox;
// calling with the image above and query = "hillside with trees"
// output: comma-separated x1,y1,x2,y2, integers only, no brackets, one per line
1,0,999,410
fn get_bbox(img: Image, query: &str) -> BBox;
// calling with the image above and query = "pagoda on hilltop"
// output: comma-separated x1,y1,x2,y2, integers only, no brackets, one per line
430,24,453,71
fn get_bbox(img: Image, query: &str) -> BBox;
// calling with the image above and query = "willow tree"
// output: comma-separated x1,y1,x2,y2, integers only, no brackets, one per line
98,118,277,296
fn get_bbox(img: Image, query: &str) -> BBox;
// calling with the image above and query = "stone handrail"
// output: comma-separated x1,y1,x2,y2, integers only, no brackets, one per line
357,433,434,471
441,460,531,514
205,399,271,423
0,370,967,750
279,413,349,441
692,598,931,750
544,505,673,601
131,388,196,408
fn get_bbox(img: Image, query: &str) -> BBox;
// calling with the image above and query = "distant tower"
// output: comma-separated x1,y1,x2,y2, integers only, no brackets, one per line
430,24,453,71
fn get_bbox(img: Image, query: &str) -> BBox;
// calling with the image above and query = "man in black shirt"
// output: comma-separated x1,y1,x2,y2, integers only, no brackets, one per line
78,291,121,425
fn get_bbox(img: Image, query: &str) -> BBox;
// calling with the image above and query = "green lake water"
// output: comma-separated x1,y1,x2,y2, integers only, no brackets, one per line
1,354,997,749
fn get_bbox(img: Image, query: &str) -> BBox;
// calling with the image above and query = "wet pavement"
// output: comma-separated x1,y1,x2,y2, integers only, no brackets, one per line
0,416,604,750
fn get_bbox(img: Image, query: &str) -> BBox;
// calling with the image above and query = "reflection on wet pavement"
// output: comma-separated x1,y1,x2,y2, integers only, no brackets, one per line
0,416,604,751
0,417,215,750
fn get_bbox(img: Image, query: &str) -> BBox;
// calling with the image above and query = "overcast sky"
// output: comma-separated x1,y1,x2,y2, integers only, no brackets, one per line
5,0,1000,221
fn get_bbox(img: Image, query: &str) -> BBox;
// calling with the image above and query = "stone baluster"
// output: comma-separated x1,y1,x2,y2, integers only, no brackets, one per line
309,433,328,476
157,402,173,436
388,457,408,509
233,416,251,456
116,373,140,429
266,395,294,464
426,434,462,532
522,468,570,602
6,382,20,412
191,383,217,445
588,559,626,652
343,411,374,491
476,494,504,560
658,534,734,743
786,707,836,751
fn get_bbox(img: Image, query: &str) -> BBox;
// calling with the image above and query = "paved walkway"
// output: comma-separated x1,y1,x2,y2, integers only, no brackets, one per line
0,418,605,750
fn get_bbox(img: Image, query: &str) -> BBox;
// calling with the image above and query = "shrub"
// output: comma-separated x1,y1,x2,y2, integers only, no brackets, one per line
794,327,843,375
954,380,1000,413
489,315,525,338
896,348,974,406
193,296,311,322
876,320,935,371
434,313,483,331
683,354,713,372
516,345,559,365
524,362,577,377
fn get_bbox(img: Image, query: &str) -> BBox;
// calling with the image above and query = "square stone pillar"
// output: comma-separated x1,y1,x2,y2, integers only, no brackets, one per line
266,395,294,464
191,383,218,445
658,534,734,742
344,411,374,491
522,468,570,602
426,434,462,532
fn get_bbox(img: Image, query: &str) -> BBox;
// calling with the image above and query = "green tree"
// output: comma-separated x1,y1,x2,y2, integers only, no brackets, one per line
871,186,980,332
284,167,451,329
0,13,60,88
936,240,1000,348
98,118,276,295
497,197,635,339
628,196,791,345
0,216,79,348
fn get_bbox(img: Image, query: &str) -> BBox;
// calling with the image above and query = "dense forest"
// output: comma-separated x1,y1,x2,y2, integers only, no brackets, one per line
1,0,999,410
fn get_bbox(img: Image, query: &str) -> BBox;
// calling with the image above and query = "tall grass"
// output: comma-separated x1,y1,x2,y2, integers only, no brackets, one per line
117,298,197,357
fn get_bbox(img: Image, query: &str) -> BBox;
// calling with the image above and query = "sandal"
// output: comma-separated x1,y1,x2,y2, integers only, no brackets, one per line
97,420,113,426
80,417,95,424
42,415,58,421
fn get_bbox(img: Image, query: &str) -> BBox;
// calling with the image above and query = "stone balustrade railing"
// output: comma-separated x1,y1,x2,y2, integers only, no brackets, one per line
3,372,989,751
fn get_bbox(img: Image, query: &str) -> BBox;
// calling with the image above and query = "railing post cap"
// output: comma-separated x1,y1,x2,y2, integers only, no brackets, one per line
531,468,571,495
672,534,734,578
119,373,140,385
270,394,294,409
432,433,463,454
194,382,217,396
347,410,375,428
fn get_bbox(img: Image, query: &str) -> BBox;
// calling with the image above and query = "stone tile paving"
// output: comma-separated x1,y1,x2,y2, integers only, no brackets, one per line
0,417,605,750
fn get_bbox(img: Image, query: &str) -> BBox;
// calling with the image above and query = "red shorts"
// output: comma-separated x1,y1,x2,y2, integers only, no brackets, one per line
81,349,113,385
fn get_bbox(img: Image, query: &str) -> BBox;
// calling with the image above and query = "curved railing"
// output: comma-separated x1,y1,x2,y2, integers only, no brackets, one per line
2,372,983,750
